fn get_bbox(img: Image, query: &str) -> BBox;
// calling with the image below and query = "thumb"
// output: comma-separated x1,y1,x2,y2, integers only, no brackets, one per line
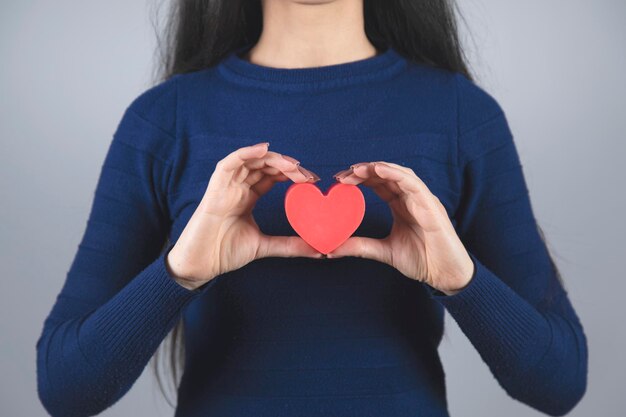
258,235,323,259
327,236,388,264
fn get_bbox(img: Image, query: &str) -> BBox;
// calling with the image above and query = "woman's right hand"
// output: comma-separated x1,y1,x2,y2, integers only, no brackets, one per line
165,141,322,290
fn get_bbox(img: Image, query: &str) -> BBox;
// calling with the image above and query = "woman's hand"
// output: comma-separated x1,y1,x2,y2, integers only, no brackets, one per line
166,142,323,290
329,161,475,296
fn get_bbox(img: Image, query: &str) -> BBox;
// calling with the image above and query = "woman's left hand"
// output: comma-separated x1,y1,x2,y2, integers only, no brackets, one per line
329,161,475,296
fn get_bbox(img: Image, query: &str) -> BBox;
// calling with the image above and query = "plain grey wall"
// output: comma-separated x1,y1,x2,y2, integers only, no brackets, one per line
1,1,624,415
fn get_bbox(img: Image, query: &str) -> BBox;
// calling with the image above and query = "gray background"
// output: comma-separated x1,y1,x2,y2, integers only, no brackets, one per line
1,0,624,415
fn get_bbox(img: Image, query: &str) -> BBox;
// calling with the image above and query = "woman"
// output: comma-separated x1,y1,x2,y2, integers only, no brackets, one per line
36,0,588,416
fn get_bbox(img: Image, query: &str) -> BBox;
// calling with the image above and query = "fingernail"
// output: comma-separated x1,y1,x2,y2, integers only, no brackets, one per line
333,168,353,179
350,162,368,170
304,167,321,181
281,154,300,165
304,168,321,181
297,165,314,179
255,141,270,148
332,168,351,177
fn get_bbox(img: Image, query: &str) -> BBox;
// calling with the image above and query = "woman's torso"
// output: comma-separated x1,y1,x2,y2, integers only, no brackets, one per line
165,52,461,416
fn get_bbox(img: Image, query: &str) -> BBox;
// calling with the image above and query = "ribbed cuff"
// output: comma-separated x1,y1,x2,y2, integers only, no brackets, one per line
424,251,553,375
78,243,219,370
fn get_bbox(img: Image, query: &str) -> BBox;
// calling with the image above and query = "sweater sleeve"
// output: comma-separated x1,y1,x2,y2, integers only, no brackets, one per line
36,76,217,417
423,73,588,416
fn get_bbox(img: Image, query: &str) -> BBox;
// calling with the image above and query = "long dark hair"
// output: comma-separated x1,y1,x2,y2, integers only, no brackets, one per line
147,0,564,408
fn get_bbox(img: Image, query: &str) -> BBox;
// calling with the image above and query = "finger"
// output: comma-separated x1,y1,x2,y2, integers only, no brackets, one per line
244,164,313,182
350,163,402,201
233,151,302,184
243,151,298,171
336,163,405,211
249,172,289,199
326,236,389,264
208,142,271,189
373,162,428,192
372,160,414,175
370,162,440,211
257,235,324,259
237,151,297,176
247,166,320,199
374,162,450,231
239,151,322,186
241,165,286,187
342,162,438,212
336,163,400,195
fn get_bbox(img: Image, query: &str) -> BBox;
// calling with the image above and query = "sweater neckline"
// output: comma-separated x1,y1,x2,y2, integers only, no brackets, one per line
216,43,408,92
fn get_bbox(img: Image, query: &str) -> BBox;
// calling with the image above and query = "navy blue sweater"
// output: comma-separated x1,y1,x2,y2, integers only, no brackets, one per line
36,44,587,416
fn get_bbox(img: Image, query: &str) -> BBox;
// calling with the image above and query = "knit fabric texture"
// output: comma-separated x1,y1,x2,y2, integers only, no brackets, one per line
36,44,587,417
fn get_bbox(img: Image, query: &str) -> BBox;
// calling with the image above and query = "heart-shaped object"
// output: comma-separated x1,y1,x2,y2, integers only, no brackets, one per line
284,182,366,254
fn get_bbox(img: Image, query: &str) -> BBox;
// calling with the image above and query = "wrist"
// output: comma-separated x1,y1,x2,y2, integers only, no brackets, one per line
440,256,476,296
165,249,211,291
172,276,207,291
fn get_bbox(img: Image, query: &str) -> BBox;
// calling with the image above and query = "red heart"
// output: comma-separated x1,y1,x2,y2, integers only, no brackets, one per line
284,182,365,254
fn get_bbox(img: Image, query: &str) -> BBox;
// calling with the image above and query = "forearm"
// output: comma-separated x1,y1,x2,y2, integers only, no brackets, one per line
426,252,587,416
36,248,210,417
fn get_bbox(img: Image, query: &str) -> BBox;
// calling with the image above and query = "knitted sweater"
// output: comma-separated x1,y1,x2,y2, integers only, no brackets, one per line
36,44,587,417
